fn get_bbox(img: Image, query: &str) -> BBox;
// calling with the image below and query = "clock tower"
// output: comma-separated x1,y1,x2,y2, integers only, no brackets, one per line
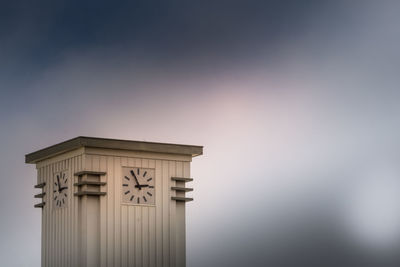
26,136,203,267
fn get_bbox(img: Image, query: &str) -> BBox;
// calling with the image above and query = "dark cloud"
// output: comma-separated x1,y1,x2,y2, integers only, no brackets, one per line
1,1,348,72
0,0,358,103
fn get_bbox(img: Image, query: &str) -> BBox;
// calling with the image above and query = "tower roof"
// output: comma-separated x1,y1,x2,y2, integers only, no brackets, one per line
25,136,203,163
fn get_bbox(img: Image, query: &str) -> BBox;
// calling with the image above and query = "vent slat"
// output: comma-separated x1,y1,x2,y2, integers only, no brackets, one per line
74,191,106,197
74,171,107,176
34,192,46,198
34,182,46,188
34,202,45,208
171,177,193,182
74,181,106,186
172,197,193,202
171,187,193,192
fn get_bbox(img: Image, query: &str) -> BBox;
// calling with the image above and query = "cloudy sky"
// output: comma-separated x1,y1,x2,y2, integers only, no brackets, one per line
2,1,400,266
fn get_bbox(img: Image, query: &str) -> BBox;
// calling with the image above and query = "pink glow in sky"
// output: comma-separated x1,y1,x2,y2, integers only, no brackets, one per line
2,1,400,266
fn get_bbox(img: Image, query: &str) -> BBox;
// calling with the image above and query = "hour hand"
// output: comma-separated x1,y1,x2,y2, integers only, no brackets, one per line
59,187,68,191
135,184,148,188
57,175,61,192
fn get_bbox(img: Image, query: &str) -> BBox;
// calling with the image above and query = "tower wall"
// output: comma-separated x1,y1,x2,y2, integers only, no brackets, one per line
35,147,191,267
36,149,84,267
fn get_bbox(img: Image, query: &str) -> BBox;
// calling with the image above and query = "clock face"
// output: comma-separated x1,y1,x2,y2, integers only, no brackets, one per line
53,171,68,208
122,167,155,205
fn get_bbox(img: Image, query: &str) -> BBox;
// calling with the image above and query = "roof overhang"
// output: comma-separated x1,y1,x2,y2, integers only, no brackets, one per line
25,136,203,164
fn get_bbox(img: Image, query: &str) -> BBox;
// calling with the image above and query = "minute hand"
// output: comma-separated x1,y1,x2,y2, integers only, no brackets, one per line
131,170,142,190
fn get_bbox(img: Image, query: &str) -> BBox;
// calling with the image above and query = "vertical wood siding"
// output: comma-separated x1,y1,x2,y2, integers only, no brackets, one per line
86,154,188,267
37,152,190,267
38,154,82,267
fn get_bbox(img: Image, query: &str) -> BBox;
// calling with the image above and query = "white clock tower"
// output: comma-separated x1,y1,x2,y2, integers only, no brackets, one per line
26,136,203,267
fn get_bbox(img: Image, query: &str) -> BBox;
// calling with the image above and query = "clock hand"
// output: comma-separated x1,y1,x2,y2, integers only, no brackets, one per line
57,175,61,192
131,170,142,190
59,187,68,191
135,184,149,188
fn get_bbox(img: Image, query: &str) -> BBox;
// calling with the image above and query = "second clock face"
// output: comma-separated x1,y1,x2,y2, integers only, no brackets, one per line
53,171,68,208
122,167,155,205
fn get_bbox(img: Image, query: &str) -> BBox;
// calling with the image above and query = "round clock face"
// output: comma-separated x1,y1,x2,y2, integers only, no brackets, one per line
122,167,155,205
53,171,68,208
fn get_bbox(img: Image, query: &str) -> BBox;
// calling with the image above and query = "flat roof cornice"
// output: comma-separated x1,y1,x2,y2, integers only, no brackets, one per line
25,136,203,164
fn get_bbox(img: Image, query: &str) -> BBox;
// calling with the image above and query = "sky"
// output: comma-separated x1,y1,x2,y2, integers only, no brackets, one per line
2,0,400,266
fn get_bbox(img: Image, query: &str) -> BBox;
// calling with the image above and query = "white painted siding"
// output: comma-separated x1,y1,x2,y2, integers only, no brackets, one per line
85,152,190,267
36,149,191,267
38,154,83,267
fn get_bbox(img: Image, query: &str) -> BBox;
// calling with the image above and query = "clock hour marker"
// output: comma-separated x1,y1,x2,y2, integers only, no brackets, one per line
55,182,57,187
64,193,67,197
54,196,57,200
122,167,154,204
62,199,64,204
54,190,57,193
